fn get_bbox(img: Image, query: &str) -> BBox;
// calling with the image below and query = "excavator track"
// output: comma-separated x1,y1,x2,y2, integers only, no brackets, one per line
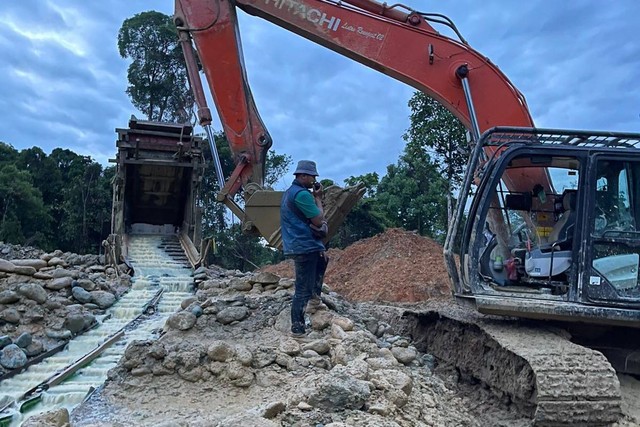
400,310,622,426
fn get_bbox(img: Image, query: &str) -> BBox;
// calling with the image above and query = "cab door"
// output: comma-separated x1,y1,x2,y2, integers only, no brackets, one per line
584,156,640,305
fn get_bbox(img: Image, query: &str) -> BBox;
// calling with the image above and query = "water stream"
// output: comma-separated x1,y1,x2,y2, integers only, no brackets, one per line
0,234,193,425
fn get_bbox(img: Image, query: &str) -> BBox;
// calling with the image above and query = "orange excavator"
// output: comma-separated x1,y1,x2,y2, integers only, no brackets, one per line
174,0,640,424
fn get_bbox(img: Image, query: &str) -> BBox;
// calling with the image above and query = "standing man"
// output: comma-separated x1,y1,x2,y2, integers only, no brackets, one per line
280,160,329,337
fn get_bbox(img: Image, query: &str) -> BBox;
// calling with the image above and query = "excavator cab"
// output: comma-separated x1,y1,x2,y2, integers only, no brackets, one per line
446,127,640,326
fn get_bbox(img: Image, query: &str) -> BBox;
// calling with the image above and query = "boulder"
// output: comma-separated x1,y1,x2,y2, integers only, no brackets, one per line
46,277,73,291
11,259,47,270
0,290,20,304
75,279,97,292
14,332,32,349
0,259,16,273
63,314,87,334
303,371,371,411
207,340,235,362
216,306,249,325
72,287,92,304
390,346,418,365
47,257,66,267
90,290,116,309
0,308,21,324
21,408,69,427
166,311,197,331
230,279,252,292
0,336,12,349
24,340,44,357
17,283,48,304
249,272,280,285
13,266,37,276
52,268,75,279
0,344,27,370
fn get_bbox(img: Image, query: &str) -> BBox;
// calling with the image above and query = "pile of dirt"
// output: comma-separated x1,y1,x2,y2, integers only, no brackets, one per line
261,228,451,303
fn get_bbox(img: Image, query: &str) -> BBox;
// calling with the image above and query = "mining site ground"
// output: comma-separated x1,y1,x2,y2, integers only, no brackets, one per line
1,229,639,426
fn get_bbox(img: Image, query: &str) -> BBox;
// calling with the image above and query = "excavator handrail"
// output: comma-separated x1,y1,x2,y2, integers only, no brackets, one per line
480,126,640,150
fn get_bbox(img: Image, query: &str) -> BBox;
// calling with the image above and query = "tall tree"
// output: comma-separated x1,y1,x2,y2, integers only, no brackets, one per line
404,93,468,221
376,146,449,242
118,11,194,123
0,164,51,247
329,173,388,249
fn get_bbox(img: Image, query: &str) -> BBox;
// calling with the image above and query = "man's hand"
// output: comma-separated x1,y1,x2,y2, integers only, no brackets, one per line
313,182,324,198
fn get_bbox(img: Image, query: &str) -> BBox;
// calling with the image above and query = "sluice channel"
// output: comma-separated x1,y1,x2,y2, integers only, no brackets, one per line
0,234,193,426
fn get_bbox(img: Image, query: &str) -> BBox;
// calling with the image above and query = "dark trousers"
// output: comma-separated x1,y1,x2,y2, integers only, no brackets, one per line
290,251,328,333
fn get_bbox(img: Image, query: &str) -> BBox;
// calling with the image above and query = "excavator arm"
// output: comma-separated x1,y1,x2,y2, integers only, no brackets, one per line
174,0,541,245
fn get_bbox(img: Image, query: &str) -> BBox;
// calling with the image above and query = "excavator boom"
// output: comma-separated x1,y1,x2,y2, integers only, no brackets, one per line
174,0,542,245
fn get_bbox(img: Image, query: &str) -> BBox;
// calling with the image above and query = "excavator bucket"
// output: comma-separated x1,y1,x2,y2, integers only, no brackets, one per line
244,183,365,249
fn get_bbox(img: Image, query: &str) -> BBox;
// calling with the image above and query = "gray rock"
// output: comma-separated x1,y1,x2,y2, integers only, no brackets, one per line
303,371,371,411
0,308,21,324
332,316,354,332
235,344,253,367
46,277,73,290
166,311,197,331
278,339,301,356
216,306,249,325
72,287,92,304
252,346,277,368
24,340,44,357
189,304,203,317
47,257,66,267
13,266,36,276
302,339,331,355
0,336,12,349
180,296,197,310
14,332,32,349
75,279,97,291
90,290,116,309
230,278,252,292
0,259,16,273
390,346,418,365
250,272,280,285
0,290,20,304
11,259,47,270
207,340,235,362
0,344,27,369
21,408,69,427
64,314,87,334
52,268,74,279
148,342,167,359
17,283,48,304
45,329,72,340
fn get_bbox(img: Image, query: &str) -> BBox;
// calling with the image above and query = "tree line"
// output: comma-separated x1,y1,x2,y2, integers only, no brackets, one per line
0,144,113,254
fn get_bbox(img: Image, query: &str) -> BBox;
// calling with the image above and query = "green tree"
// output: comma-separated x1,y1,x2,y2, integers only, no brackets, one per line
329,172,388,249
404,93,468,221
0,142,18,167
376,145,449,242
118,11,193,122
0,164,51,246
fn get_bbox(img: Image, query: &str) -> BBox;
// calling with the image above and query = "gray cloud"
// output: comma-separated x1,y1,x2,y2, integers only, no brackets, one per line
0,0,638,189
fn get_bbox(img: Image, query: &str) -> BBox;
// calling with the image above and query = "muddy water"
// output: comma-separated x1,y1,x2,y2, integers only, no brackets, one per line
0,235,193,425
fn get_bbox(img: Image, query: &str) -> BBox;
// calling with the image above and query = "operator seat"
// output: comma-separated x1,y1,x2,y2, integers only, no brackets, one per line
548,189,577,248
524,189,577,278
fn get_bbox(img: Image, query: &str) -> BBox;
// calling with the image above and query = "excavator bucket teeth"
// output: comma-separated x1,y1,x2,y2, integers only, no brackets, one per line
244,184,365,249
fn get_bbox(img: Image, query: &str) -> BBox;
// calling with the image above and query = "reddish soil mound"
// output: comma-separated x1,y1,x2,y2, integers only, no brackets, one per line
260,228,452,303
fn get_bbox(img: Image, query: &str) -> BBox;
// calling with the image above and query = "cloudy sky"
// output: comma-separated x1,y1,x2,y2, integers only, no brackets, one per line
1,1,639,190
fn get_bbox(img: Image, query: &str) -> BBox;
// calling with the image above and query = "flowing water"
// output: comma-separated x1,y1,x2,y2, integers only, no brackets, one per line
0,234,193,425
